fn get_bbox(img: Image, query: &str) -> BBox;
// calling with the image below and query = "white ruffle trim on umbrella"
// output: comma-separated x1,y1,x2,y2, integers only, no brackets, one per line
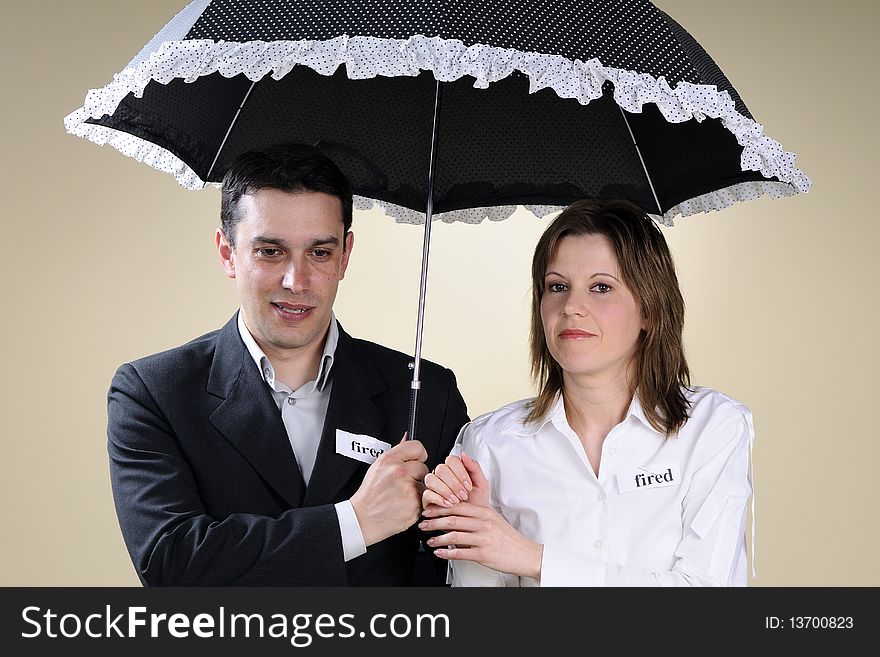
71,123,205,188
664,180,800,224
65,34,811,224
354,180,797,226
354,197,563,225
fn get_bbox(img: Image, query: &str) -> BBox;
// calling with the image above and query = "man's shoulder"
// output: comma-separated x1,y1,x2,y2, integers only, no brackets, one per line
121,326,224,382
346,334,410,363
345,334,451,379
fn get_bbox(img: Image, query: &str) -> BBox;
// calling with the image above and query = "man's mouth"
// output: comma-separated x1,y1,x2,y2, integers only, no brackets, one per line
272,302,313,316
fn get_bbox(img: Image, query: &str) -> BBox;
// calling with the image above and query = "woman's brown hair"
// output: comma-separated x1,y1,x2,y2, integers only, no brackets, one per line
527,199,691,436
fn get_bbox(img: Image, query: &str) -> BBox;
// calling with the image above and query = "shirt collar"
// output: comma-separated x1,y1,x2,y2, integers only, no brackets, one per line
500,395,561,437
626,393,662,435
501,391,662,437
237,308,337,392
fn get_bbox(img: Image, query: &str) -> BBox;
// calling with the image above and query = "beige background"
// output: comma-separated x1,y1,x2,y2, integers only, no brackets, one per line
1,0,877,586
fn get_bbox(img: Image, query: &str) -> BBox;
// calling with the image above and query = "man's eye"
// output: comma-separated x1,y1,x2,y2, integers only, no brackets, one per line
258,248,281,257
547,283,567,293
311,249,331,258
591,283,612,293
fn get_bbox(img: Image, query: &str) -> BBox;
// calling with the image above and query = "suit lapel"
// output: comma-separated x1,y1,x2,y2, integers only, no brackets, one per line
304,327,388,506
207,315,306,508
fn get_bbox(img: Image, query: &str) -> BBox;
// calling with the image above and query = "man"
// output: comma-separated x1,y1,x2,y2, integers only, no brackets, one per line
107,144,468,585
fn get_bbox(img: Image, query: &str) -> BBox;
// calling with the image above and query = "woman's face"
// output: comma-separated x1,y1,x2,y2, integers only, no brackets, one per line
540,234,643,382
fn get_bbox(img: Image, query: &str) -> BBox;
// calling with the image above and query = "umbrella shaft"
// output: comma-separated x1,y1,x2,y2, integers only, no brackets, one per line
408,79,443,442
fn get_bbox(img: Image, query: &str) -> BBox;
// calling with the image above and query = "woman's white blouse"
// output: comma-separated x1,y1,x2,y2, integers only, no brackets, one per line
449,387,754,587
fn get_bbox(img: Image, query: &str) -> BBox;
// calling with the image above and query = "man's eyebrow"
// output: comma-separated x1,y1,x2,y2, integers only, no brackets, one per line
251,236,287,247
249,236,340,248
306,236,340,248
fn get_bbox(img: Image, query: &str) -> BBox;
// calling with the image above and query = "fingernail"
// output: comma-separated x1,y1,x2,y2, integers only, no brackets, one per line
423,508,434,517
443,499,452,508
459,489,468,500
426,538,436,546
449,495,460,505
465,480,473,491
418,521,428,529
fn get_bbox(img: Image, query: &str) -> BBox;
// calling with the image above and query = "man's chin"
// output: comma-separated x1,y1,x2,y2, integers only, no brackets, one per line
266,331,312,351
254,312,329,351
264,322,325,350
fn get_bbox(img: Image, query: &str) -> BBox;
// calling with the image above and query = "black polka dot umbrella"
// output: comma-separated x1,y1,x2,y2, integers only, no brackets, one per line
65,0,810,437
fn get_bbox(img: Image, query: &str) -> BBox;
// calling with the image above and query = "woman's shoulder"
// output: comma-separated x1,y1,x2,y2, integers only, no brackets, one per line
469,397,536,430
683,385,752,419
459,397,538,446
679,386,755,456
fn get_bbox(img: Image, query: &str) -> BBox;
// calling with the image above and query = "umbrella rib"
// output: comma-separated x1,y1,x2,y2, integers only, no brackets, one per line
206,81,257,182
618,105,663,217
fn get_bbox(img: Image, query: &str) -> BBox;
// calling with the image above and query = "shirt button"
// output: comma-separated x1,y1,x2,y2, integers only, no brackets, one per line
593,539,602,549
287,398,296,406
597,491,607,502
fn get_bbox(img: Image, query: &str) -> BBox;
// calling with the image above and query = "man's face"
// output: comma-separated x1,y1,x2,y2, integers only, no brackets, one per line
217,189,353,359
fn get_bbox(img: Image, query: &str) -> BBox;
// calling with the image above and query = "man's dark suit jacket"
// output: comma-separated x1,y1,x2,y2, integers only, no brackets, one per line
107,314,468,586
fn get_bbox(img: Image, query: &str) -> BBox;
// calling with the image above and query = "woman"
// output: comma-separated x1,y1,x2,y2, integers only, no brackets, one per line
420,199,754,586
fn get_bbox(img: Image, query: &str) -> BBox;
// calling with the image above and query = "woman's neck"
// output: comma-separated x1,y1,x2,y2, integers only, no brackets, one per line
562,368,634,441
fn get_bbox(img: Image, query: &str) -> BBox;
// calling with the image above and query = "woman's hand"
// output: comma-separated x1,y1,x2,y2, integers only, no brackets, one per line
419,502,543,580
422,452,490,509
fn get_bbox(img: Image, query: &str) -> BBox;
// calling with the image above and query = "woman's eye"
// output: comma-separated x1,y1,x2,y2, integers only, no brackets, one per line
591,283,612,293
547,282,567,293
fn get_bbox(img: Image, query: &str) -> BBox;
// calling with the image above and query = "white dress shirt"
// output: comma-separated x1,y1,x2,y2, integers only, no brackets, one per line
237,310,367,562
449,386,754,586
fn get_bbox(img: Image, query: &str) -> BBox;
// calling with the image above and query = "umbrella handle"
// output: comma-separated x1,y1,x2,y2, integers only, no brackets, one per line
407,79,443,442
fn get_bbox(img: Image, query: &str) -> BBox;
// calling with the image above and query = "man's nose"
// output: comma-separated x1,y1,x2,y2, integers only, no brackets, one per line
281,258,309,293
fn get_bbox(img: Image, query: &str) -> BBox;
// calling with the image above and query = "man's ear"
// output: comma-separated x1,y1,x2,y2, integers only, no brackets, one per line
339,230,355,280
216,229,236,279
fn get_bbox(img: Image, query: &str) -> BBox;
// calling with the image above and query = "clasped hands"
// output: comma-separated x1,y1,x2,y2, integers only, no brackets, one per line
419,453,543,580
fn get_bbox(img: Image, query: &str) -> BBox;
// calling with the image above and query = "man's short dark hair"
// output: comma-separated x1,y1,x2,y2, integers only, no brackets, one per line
220,143,353,247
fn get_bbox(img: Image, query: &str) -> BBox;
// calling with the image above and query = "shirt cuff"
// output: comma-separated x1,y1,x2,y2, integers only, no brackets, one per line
335,501,367,562
540,544,606,587
449,559,506,586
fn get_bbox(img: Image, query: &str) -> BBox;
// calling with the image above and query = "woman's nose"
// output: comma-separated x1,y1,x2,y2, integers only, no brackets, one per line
562,292,588,317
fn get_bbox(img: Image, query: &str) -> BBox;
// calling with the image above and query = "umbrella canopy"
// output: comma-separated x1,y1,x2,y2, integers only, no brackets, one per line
65,0,809,227
65,0,811,438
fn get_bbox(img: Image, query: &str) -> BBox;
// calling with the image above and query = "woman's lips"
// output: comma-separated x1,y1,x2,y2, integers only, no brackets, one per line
559,329,596,339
